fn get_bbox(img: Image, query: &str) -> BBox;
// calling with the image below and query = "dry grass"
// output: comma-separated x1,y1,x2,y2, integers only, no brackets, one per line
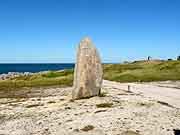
0,69,73,92
104,60,180,82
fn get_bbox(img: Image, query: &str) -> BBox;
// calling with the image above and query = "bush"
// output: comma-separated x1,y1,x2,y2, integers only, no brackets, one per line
41,69,73,78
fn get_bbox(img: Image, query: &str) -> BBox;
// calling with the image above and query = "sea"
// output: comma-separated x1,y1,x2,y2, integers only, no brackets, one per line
0,64,75,74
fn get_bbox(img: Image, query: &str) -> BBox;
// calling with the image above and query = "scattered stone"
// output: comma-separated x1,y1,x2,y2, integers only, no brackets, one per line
112,99,121,103
66,119,73,122
157,101,175,108
47,101,56,104
59,98,65,101
96,103,113,108
44,127,49,131
37,121,43,125
72,37,103,99
94,109,107,113
65,107,71,110
81,125,95,132
121,130,141,135
25,103,43,108
136,102,154,108
0,72,34,80
37,98,41,101
69,99,74,102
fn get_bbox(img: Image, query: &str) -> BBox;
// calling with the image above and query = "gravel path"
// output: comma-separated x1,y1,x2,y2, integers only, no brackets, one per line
103,80,180,109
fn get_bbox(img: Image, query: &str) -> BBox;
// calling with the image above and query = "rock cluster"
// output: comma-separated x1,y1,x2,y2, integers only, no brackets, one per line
72,37,103,99
0,72,33,80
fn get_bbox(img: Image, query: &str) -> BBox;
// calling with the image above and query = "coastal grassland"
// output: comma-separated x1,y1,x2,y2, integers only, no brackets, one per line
0,69,73,91
0,60,180,92
103,60,180,82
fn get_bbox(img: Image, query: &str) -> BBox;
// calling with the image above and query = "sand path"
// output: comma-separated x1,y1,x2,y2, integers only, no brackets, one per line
103,80,180,109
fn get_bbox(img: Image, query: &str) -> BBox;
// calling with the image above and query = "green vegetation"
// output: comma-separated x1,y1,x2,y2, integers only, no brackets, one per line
0,69,73,91
41,70,73,78
1,60,180,92
104,60,180,82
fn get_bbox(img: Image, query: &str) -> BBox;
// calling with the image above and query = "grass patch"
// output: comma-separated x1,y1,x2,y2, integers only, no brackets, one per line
41,69,73,78
96,103,113,108
104,60,180,82
0,69,73,92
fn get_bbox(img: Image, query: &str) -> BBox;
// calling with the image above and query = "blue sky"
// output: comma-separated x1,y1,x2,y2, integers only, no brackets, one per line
0,0,179,63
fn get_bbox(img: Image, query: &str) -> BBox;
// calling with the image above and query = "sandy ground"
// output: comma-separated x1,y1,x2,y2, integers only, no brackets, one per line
0,80,180,135
104,80,180,109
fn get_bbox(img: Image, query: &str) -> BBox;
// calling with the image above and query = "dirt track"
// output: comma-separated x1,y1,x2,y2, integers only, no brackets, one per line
103,80,180,109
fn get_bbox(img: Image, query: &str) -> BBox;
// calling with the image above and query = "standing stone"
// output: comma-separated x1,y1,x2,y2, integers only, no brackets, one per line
72,37,103,99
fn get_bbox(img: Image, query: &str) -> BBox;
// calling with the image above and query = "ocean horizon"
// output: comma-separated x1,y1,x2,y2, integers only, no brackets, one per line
0,63,75,74
0,63,117,74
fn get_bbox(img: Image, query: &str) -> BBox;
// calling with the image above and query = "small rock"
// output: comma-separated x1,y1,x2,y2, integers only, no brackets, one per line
65,107,71,110
44,127,49,131
47,101,56,104
94,109,107,113
81,125,95,132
